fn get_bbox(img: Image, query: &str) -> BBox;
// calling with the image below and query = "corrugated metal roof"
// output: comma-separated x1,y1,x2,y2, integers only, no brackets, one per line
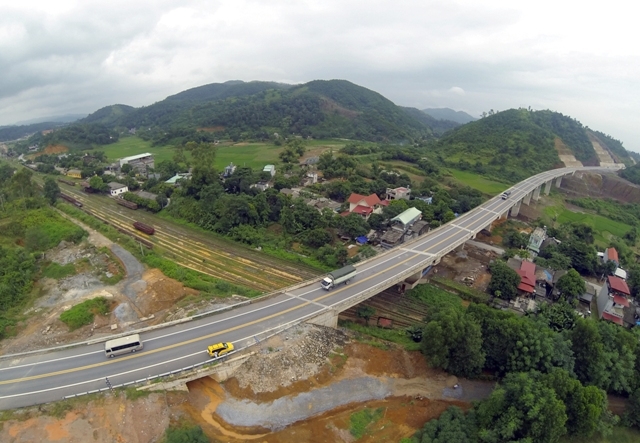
390,207,422,226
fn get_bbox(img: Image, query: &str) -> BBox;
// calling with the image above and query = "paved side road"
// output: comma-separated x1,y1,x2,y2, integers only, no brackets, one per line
110,243,145,322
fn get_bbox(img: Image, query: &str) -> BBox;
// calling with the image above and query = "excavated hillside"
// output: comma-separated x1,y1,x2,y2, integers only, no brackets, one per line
560,171,640,204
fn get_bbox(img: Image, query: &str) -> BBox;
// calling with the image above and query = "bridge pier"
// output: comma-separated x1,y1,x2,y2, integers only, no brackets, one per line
307,309,339,328
555,176,562,188
544,180,552,195
510,200,521,217
523,191,532,205
533,185,541,201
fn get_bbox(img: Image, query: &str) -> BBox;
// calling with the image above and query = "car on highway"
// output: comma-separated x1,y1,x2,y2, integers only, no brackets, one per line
207,342,234,358
501,190,512,200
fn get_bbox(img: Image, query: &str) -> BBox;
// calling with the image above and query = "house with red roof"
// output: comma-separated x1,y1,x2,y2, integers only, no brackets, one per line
597,275,632,326
343,193,387,219
516,260,536,295
603,247,620,270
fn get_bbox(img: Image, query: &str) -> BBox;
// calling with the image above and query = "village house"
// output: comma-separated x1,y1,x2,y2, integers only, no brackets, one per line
119,153,154,173
385,186,411,201
66,169,82,179
597,275,633,327
251,181,270,192
343,193,387,219
107,182,128,197
263,164,276,177
223,163,237,177
516,260,536,296
527,227,546,257
603,247,620,270
165,172,191,186
380,207,423,248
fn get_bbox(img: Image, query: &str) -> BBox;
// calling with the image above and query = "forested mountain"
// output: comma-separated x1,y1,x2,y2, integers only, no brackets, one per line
81,104,135,127
80,80,444,143
23,79,634,170
430,108,633,182
422,107,477,124
0,122,67,142
401,107,459,136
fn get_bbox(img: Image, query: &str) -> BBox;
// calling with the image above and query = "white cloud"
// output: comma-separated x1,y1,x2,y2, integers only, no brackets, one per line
0,0,638,151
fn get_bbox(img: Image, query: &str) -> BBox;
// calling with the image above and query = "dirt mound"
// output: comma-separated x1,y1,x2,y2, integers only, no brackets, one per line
224,324,349,402
136,268,199,316
0,392,182,443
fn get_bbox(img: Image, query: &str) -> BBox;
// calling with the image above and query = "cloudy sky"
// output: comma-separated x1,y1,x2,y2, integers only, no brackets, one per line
1,0,638,150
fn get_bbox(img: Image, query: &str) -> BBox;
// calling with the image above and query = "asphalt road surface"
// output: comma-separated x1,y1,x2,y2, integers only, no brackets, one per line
0,166,619,410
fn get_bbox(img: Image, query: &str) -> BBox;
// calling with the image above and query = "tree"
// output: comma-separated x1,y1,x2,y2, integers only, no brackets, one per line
503,230,529,249
278,147,297,164
9,168,36,199
303,228,332,248
412,406,477,443
475,371,567,443
356,306,376,326
43,178,60,205
539,369,609,438
487,260,520,300
570,318,607,387
624,227,638,245
338,213,369,239
555,268,585,300
536,300,577,332
559,239,598,275
627,264,640,299
156,194,169,209
88,175,107,192
623,388,640,428
422,309,485,378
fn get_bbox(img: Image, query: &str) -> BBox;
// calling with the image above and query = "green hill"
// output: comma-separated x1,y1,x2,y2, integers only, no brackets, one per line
0,122,67,142
422,108,476,124
82,104,135,127
81,79,442,143
430,108,632,182
401,107,459,136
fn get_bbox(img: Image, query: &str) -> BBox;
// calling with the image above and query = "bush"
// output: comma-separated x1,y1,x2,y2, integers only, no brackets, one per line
349,407,384,439
429,277,490,304
59,297,111,330
42,262,76,280
163,425,209,443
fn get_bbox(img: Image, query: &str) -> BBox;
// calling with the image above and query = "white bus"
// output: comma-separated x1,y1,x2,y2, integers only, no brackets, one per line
104,334,143,358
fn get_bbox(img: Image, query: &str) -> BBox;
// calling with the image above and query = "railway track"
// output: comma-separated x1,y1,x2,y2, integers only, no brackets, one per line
340,288,430,328
42,179,320,292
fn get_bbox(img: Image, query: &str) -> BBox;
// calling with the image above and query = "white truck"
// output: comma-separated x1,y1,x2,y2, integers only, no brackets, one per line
321,265,357,290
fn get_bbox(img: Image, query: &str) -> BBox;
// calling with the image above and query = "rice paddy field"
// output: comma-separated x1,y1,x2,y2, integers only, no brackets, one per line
543,204,633,245
446,169,510,195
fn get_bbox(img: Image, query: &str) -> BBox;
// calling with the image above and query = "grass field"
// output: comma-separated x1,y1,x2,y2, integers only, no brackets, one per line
91,137,344,171
90,136,176,164
446,169,510,195
543,204,633,244
563,427,640,443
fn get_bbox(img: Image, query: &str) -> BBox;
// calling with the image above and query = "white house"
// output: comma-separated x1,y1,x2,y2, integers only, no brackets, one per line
108,182,128,197
263,164,276,177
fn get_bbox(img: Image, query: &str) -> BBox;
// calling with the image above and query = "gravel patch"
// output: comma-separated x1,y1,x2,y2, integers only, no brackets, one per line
233,324,348,393
114,302,139,325
217,376,390,430
36,274,104,308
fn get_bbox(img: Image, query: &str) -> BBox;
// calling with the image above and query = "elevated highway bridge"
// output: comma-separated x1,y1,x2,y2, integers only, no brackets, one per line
0,166,622,409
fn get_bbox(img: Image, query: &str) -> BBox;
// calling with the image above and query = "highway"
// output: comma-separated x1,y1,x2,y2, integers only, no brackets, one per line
0,166,619,410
